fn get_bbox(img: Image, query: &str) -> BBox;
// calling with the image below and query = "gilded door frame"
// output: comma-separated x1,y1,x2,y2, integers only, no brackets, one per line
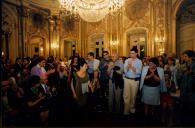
124,27,149,57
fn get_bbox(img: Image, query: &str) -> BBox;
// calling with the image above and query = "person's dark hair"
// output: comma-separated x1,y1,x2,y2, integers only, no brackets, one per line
183,50,195,58
73,52,80,58
45,63,55,71
75,58,87,71
23,57,28,61
70,56,80,65
48,72,59,88
168,57,175,65
103,51,109,54
28,75,40,88
163,53,167,57
15,57,21,63
88,52,94,57
158,56,164,61
27,56,31,61
122,56,127,63
130,47,138,53
47,56,54,63
31,56,45,67
32,55,39,60
149,57,159,66
5,58,11,65
38,56,46,63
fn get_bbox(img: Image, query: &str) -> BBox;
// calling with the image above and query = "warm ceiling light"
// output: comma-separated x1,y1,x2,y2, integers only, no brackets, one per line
60,0,125,22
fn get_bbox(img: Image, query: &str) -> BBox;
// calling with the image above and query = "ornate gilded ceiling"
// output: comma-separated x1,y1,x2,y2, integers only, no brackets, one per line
28,0,60,14
125,0,149,21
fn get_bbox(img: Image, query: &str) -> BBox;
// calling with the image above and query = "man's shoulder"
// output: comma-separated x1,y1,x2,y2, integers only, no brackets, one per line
124,58,129,62
142,66,149,70
157,67,164,72
135,58,142,64
136,58,142,61
100,59,108,63
94,59,100,62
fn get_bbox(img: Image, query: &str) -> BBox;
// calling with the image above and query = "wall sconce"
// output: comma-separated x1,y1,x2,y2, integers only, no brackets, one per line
155,36,165,45
39,47,44,56
155,35,165,55
40,47,44,51
159,48,165,53
110,40,119,54
111,40,118,47
51,43,59,49
51,43,59,56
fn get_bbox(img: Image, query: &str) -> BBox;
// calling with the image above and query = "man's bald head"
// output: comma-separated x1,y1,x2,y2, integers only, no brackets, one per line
40,73,48,84
111,52,119,61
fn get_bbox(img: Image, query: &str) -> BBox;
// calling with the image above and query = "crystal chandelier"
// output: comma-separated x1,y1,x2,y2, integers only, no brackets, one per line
60,0,125,22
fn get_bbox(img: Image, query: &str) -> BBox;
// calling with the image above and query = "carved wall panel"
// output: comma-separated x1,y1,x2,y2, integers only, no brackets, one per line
155,0,166,37
154,0,166,55
2,4,18,60
179,24,195,53
85,20,106,56
178,4,195,24
27,11,49,57
61,16,79,39
124,0,151,31
176,0,195,55
125,0,149,21
123,0,152,56
87,21,106,36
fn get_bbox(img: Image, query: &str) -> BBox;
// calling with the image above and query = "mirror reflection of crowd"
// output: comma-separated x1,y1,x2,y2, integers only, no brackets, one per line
1,49,195,127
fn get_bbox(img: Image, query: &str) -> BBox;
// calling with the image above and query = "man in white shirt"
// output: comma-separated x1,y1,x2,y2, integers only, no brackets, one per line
86,52,100,82
123,48,142,115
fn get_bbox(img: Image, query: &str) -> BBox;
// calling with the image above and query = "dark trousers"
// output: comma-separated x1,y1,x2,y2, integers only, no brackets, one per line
88,73,94,82
99,78,109,111
100,79,109,96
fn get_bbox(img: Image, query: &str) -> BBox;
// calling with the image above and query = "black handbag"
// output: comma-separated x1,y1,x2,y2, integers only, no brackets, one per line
113,66,124,89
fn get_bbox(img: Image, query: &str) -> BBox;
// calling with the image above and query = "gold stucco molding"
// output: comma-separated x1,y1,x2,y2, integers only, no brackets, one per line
125,0,149,21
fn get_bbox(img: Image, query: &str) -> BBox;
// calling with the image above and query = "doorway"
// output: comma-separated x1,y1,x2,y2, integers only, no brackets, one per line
88,33,104,59
127,29,147,59
64,40,76,59
29,36,45,57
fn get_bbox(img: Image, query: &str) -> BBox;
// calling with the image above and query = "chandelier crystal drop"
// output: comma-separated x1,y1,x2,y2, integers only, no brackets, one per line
60,0,125,22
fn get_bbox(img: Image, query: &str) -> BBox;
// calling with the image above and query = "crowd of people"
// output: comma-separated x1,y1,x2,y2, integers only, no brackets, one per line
1,48,195,126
